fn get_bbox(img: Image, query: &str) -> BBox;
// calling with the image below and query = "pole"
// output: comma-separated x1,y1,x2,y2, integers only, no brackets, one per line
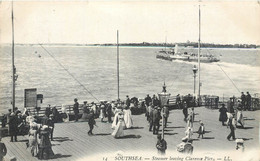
162,107,164,139
193,73,196,96
162,115,164,139
198,5,201,106
117,30,119,101
12,1,15,111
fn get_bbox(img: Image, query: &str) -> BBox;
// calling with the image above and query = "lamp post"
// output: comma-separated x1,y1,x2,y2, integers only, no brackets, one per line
158,82,171,140
192,65,198,97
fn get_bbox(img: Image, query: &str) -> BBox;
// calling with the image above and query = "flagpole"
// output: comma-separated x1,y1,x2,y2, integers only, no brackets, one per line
117,30,119,101
198,5,201,106
12,1,16,111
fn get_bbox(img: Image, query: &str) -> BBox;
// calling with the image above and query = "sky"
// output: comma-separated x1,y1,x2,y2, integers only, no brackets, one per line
0,0,260,45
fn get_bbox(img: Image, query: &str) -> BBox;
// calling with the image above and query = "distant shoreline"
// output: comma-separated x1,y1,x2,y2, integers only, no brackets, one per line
1,43,259,49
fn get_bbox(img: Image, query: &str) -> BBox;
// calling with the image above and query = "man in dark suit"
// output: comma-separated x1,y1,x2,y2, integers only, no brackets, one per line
152,106,160,135
125,95,131,108
227,115,236,141
245,92,252,111
88,110,95,135
106,103,113,123
241,92,246,110
162,105,169,128
73,98,79,122
149,105,154,132
145,94,152,107
176,94,181,109
182,101,188,121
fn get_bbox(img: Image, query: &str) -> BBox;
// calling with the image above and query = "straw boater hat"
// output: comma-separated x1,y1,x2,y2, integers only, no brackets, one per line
42,125,48,130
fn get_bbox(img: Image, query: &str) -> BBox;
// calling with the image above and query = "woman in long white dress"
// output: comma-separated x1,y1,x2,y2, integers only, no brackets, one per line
182,127,193,142
112,108,126,129
123,106,133,129
236,108,244,128
111,112,125,138
28,123,39,157
61,105,69,122
99,105,105,122
112,109,120,129
186,109,193,128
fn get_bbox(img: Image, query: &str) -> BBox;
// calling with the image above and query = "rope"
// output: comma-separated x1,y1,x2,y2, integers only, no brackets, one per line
200,41,241,94
39,44,100,102
217,64,240,93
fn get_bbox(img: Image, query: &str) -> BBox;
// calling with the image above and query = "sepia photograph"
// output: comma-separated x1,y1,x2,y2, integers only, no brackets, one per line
0,0,259,161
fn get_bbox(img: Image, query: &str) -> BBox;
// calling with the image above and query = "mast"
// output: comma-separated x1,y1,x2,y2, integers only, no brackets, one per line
117,30,119,101
198,5,201,105
11,1,16,111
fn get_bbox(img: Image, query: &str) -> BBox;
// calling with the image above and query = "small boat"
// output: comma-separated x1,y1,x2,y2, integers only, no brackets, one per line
156,51,173,61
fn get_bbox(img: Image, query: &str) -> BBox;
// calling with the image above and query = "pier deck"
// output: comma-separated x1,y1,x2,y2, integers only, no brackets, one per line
2,107,260,161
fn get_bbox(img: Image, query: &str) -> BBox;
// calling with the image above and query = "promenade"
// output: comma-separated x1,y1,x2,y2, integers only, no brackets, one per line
2,107,260,161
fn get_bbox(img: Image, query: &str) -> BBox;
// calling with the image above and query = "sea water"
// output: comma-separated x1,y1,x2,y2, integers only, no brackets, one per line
0,45,259,113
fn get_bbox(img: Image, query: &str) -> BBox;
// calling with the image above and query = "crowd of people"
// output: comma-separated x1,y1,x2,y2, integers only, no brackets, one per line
74,96,134,137
0,106,56,160
144,94,197,155
218,94,249,142
0,91,256,159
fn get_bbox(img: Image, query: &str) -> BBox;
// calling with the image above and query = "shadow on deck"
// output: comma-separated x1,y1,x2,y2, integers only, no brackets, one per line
52,137,73,142
117,135,142,139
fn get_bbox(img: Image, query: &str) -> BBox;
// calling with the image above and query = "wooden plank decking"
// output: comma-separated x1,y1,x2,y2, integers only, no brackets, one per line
2,107,260,161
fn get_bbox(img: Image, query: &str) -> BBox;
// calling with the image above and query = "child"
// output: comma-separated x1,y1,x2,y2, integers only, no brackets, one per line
197,120,205,138
235,139,244,152
156,134,167,155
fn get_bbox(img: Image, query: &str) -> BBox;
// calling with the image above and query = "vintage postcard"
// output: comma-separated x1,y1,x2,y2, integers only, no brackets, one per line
0,1,259,161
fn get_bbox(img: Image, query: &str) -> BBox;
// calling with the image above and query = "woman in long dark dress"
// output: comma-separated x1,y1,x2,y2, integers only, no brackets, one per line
38,125,54,159
219,104,228,126
9,113,18,142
